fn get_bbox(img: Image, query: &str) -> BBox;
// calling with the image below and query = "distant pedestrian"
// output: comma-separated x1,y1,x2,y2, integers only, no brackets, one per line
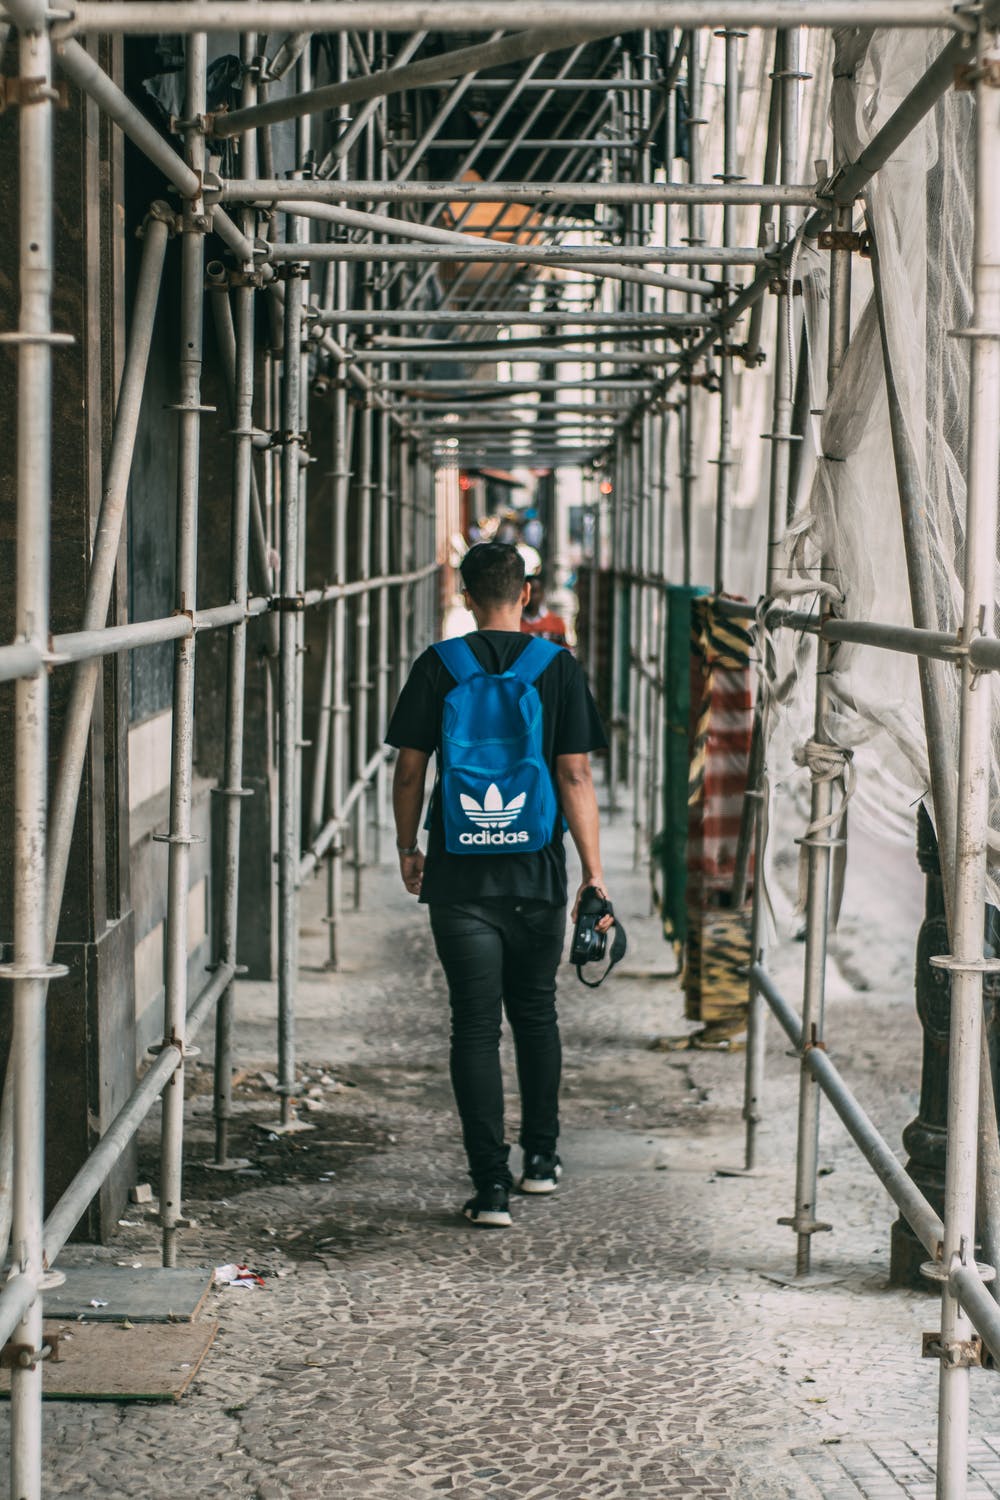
520,572,569,647
386,541,612,1227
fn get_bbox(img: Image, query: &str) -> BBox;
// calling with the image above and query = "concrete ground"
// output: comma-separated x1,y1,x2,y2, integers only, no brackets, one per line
10,793,1000,1498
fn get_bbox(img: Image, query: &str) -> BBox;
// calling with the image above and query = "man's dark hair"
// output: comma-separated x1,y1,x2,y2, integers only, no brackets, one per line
460,541,526,606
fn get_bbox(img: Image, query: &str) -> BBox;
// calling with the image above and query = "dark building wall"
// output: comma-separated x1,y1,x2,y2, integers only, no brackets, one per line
0,35,136,1240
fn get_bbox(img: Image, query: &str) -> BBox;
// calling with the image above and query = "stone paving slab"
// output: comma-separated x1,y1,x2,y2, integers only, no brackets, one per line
793,1437,1000,1499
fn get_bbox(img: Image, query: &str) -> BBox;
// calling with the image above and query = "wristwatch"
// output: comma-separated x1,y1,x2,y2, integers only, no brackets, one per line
396,842,420,856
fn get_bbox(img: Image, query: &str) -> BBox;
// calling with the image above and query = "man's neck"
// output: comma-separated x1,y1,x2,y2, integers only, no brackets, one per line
472,607,523,632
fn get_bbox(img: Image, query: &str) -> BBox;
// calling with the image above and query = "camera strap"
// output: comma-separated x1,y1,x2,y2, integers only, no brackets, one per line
576,902,628,989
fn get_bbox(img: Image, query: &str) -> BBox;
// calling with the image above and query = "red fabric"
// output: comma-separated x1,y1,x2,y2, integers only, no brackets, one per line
521,612,568,647
687,662,754,894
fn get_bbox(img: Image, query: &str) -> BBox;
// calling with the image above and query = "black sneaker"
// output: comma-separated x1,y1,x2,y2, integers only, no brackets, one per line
462,1183,512,1228
518,1153,562,1195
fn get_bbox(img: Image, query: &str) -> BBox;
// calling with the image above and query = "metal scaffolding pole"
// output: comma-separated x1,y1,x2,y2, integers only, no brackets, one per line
742,25,801,1173
320,310,711,327
277,219,306,1128
353,390,374,910
712,25,741,596
3,16,59,1496
631,419,649,864
352,345,680,363
159,34,207,1269
373,400,393,855
785,21,850,1281
53,3,978,35
211,273,256,1167
223,179,822,207
935,21,1000,1496
265,201,721,297
607,438,625,816
212,30,260,1167
272,241,762,268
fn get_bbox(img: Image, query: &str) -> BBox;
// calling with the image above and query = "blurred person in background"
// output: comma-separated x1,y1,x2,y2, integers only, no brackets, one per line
521,571,568,648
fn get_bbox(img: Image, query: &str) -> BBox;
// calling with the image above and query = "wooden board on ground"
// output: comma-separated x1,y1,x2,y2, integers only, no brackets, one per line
42,1266,213,1323
0,1320,218,1402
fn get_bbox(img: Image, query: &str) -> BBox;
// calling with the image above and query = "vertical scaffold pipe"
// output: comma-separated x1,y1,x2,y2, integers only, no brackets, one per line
713,26,741,597
211,278,256,1164
649,407,670,850
160,33,207,1268
325,382,353,969
935,23,1000,1499
397,431,412,676
630,430,645,861
680,386,694,588
631,36,652,864
214,29,259,1169
607,441,624,817
789,22,845,1280
325,34,352,971
742,25,800,1173
353,391,374,909
373,88,392,862
374,405,392,858
277,215,305,1128
293,46,312,911
6,18,57,1498
352,59,375,906
680,28,701,592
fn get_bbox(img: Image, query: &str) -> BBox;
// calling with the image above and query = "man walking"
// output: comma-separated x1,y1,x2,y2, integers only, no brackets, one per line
386,541,611,1228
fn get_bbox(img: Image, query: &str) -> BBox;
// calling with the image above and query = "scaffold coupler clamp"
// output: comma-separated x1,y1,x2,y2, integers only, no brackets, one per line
141,200,180,240
147,1030,200,1064
0,1334,62,1371
0,75,68,112
921,1240,996,1368
777,1211,832,1238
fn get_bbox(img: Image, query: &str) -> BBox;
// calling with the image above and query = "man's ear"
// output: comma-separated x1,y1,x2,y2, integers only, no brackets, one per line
519,581,531,606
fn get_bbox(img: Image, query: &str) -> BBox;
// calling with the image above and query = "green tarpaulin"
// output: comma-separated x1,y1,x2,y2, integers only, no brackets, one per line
656,584,708,949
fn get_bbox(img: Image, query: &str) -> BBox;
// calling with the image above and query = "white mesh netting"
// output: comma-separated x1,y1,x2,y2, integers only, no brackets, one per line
761,27,986,896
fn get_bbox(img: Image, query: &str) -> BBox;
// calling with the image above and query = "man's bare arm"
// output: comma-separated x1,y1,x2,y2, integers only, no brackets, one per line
392,748,430,896
556,753,612,926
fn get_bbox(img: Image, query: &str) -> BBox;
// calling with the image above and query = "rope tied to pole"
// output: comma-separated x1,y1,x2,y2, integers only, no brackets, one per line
793,737,856,928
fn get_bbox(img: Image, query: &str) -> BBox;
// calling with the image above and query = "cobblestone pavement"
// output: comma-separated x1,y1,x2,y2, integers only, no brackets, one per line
7,808,1000,1497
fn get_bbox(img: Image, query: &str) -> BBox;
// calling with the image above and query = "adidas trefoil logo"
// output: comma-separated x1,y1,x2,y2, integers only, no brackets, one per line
459,783,526,830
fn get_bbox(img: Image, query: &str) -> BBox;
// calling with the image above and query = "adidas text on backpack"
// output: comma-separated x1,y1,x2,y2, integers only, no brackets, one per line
431,637,562,855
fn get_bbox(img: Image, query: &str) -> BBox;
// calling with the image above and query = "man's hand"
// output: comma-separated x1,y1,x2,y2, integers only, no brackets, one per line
572,877,615,934
399,849,425,897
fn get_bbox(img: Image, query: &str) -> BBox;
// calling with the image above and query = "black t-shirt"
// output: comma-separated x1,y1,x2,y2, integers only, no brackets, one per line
385,631,607,907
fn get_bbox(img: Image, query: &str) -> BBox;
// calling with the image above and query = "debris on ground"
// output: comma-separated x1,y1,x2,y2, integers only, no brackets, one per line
212,1264,266,1290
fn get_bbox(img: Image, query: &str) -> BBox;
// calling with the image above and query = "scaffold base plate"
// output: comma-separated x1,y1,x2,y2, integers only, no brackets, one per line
758,1268,850,1289
40,1266,213,1324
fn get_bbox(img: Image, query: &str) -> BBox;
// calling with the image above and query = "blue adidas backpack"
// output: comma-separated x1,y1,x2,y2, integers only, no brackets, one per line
431,636,562,855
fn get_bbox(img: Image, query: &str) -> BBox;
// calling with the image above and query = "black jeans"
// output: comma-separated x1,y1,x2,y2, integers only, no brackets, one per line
429,898,567,1189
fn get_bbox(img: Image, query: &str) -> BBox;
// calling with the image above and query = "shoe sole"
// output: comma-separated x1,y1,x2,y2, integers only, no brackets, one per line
463,1208,512,1227
518,1167,562,1195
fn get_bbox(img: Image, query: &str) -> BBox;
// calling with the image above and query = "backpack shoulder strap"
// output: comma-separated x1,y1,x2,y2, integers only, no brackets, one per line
508,637,561,685
432,637,483,684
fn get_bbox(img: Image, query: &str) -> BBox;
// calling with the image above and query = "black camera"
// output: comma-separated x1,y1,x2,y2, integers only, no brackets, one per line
570,886,627,988
570,886,613,966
